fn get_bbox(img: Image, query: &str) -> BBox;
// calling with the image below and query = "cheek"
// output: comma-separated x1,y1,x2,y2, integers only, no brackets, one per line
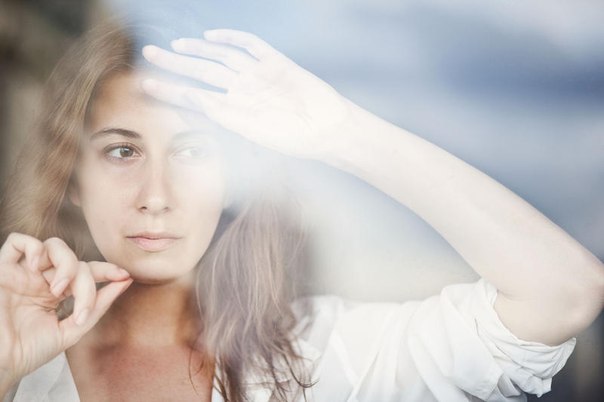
177,156,227,209
166,170,226,268
78,178,133,226
74,166,136,250
181,174,226,244
78,188,132,258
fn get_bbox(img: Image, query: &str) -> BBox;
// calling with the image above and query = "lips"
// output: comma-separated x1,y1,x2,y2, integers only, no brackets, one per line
126,232,180,252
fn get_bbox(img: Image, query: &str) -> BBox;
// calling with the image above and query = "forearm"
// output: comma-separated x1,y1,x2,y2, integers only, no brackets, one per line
322,99,604,344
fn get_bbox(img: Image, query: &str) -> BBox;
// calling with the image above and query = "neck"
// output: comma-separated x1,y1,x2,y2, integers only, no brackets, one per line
95,272,201,348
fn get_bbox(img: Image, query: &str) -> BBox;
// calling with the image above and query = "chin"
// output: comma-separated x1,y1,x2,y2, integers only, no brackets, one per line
129,275,186,286
112,256,200,287
128,270,198,287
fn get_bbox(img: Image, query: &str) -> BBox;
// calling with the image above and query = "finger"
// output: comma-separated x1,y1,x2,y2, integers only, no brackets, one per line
42,261,130,284
59,278,133,348
203,29,279,60
142,45,237,89
70,262,97,326
141,79,224,114
170,38,256,72
43,237,79,297
0,232,45,270
87,262,131,282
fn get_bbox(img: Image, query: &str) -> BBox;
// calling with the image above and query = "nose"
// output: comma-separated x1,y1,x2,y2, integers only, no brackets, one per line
136,159,172,215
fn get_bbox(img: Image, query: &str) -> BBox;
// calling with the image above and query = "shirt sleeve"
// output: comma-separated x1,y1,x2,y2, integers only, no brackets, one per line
404,279,576,401
300,279,576,402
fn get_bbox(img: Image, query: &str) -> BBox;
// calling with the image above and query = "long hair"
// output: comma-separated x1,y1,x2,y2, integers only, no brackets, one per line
0,21,314,401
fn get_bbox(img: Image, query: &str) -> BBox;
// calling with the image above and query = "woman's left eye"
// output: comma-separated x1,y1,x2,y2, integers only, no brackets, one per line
176,146,207,159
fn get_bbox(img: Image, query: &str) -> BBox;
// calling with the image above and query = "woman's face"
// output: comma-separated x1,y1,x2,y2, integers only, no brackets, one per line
72,72,226,285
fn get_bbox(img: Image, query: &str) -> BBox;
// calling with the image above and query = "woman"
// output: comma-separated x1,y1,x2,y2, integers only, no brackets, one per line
0,21,602,402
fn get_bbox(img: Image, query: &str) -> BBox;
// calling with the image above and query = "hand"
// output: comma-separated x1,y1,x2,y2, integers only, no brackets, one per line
141,29,351,160
0,233,132,385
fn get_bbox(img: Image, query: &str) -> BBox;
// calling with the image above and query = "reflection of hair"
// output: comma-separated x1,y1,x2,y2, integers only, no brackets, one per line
0,22,313,401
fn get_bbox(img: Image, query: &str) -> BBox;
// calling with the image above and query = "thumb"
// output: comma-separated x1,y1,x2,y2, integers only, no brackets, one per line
59,278,133,347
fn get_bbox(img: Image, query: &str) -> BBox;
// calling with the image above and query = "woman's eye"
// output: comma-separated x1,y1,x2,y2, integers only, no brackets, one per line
177,146,207,159
105,145,138,159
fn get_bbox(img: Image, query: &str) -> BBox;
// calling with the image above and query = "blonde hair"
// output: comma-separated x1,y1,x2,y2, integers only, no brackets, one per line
0,21,313,401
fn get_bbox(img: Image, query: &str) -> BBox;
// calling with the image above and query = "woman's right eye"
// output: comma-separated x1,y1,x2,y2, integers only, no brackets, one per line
104,144,140,160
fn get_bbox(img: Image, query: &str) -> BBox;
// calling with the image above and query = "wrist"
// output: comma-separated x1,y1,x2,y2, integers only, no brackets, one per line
314,99,371,167
317,98,412,174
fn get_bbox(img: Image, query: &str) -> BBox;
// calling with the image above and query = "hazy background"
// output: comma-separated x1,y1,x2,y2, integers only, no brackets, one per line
1,0,602,400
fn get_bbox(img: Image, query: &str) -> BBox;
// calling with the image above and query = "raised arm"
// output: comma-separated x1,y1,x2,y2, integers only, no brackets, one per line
322,100,604,346
142,29,604,346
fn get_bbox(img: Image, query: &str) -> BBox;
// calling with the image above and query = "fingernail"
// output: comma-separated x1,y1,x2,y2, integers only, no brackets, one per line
142,45,158,59
117,268,130,278
141,79,157,93
50,278,69,297
116,268,130,279
75,308,90,326
171,39,185,51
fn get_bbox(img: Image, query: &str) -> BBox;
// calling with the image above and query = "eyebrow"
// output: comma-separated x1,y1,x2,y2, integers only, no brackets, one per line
173,130,215,142
89,128,141,141
89,128,215,143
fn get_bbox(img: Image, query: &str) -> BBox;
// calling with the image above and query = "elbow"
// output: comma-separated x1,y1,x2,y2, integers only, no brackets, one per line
563,256,604,335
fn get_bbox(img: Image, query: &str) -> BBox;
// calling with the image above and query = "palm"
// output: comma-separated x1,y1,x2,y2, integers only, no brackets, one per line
222,59,347,156
1,262,65,377
11,294,64,376
143,29,351,159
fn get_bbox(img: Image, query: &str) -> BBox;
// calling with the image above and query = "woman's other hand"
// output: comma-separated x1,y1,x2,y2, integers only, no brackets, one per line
0,233,132,392
141,29,351,160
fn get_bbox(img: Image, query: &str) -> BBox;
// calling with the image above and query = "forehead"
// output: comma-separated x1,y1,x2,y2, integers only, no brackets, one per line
86,71,190,137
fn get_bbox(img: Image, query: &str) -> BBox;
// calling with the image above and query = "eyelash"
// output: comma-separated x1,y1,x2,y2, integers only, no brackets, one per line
102,143,209,163
174,145,208,159
103,143,140,161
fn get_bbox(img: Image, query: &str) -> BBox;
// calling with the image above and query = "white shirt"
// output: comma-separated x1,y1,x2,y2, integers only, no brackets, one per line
7,279,575,401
